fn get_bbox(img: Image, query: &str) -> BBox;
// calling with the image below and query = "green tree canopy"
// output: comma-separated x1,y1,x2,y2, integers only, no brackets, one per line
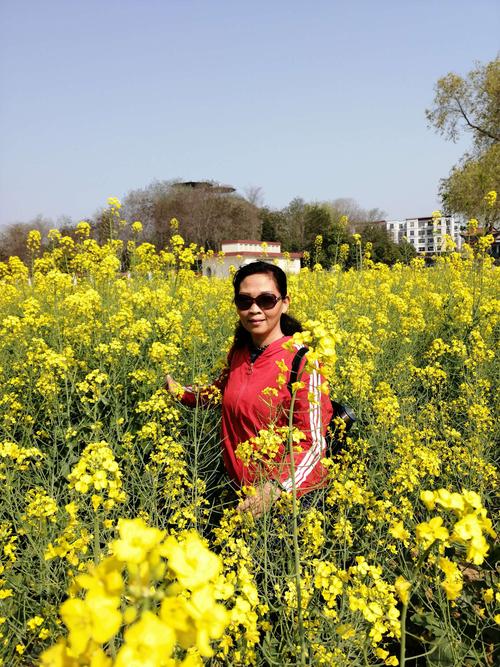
426,56,500,154
426,56,500,228
440,144,499,229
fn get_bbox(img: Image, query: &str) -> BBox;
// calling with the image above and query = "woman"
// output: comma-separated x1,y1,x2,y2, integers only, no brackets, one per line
166,261,333,518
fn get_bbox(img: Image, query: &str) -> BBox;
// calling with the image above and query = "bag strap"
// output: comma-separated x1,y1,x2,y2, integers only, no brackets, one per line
287,346,308,395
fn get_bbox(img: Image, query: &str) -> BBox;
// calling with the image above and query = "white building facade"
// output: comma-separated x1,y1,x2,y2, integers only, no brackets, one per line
201,240,302,278
380,216,463,254
385,220,406,244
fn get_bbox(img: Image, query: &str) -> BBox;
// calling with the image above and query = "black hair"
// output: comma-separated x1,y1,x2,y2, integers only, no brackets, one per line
232,261,303,348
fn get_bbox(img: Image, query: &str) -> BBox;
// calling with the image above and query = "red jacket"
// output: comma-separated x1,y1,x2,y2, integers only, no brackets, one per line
180,335,333,497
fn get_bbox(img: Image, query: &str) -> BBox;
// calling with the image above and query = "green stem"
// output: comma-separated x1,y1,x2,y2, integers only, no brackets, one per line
400,546,433,665
287,388,307,666
94,513,100,564
399,600,409,666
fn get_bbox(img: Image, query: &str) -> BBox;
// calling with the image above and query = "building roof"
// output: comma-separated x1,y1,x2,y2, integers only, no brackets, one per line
221,239,280,244
216,251,303,258
174,181,236,193
405,215,455,222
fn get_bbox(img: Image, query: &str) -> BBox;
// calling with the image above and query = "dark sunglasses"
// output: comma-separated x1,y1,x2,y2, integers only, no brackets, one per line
234,293,283,310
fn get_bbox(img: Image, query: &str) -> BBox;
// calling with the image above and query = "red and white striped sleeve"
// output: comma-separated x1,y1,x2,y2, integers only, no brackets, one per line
277,359,333,496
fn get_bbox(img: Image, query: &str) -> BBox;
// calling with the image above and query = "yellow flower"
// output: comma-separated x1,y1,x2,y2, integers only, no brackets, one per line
185,584,230,657
483,588,494,604
464,534,490,565
394,576,411,605
461,490,482,511
107,196,121,209
76,220,91,237
112,518,163,564
433,489,465,513
420,490,436,510
115,611,175,667
27,229,42,252
76,557,124,598
484,190,497,207
27,615,44,630
385,657,399,666
438,557,463,600
477,234,494,251
452,513,483,542
162,533,221,590
415,517,449,549
389,521,410,544
61,595,121,654
160,597,195,648
40,641,68,667
336,623,356,639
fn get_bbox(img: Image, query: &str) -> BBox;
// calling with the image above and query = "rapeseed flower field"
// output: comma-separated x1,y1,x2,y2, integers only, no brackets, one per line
0,201,498,666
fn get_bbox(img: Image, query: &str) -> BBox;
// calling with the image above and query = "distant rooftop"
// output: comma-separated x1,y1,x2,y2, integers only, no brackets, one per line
174,181,236,193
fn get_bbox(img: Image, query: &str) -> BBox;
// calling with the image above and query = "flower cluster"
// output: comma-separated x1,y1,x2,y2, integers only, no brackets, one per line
418,488,496,566
41,518,234,666
235,425,305,468
67,441,126,512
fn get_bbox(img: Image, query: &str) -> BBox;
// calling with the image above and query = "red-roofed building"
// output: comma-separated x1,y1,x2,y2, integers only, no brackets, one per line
202,240,303,277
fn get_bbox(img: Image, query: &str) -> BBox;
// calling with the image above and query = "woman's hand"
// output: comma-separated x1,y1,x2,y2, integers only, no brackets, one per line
165,374,182,396
237,481,282,519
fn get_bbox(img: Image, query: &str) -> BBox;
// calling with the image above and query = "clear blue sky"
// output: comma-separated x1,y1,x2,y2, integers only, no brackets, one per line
1,0,498,228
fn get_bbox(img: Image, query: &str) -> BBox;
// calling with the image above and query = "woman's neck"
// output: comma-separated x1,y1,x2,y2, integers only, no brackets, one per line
251,330,285,348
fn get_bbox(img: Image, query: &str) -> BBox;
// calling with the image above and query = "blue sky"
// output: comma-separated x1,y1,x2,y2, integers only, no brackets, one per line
1,0,498,228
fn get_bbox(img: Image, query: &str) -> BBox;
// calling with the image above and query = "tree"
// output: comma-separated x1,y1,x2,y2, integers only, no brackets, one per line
260,208,288,242
282,197,308,251
398,238,418,264
122,180,262,249
358,224,404,265
323,198,386,232
440,144,499,228
426,56,500,227
426,56,500,153
323,216,352,267
0,215,53,262
243,185,264,208
303,204,331,248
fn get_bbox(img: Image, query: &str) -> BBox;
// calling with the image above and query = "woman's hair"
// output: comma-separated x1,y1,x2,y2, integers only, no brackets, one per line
232,261,303,348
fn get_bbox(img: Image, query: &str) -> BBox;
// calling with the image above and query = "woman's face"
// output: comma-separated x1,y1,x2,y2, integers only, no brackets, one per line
236,272,290,346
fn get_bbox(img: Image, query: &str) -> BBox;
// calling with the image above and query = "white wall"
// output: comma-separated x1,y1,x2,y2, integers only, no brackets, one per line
202,255,301,278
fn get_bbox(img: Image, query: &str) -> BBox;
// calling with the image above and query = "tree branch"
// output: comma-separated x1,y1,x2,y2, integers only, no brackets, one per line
454,96,500,143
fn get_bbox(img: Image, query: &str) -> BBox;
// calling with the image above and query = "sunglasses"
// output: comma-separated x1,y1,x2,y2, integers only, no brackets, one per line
234,293,283,310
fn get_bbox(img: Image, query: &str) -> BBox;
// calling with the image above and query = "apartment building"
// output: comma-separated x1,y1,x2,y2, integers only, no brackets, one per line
380,216,463,254
385,220,405,244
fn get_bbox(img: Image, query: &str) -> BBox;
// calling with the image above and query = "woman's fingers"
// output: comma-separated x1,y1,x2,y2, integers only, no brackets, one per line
237,483,281,518
165,374,180,395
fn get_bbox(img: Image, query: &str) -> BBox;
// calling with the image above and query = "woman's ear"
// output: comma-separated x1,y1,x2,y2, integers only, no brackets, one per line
282,295,290,313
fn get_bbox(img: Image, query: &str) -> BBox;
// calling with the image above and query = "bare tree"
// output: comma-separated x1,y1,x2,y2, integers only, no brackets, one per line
243,185,265,208
122,180,262,249
0,215,53,262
